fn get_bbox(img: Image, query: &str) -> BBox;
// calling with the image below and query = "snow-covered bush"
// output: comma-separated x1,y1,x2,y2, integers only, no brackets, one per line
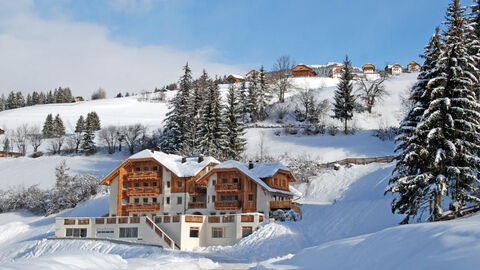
288,156,321,183
271,209,300,222
328,125,339,136
0,161,100,215
373,127,398,141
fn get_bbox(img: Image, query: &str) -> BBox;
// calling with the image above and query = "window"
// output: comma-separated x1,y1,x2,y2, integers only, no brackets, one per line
122,199,127,205
166,181,171,188
233,178,239,183
242,227,253,238
152,181,157,187
177,181,182,188
123,182,127,189
119,227,138,238
274,178,278,186
135,182,140,187
177,197,182,205
143,182,149,187
144,167,149,171
222,178,228,184
166,197,170,205
190,227,199,238
212,180,216,186
134,198,140,203
248,194,254,201
143,198,148,203
212,227,224,238
153,166,158,171
152,197,157,203
66,228,87,238
135,167,141,171
212,195,216,202
221,195,238,201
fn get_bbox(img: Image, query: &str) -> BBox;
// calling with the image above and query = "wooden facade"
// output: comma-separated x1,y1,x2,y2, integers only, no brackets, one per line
226,75,244,84
292,64,316,77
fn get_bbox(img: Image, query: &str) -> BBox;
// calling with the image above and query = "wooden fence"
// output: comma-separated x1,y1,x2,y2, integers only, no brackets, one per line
316,155,397,169
0,151,23,158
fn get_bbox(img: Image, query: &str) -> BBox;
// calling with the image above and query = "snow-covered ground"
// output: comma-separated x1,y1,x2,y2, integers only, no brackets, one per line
3,73,480,269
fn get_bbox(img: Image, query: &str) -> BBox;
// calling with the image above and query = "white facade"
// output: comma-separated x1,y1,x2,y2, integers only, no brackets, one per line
55,213,265,250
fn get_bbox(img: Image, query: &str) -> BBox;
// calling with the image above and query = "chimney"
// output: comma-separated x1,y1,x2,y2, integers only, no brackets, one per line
248,161,254,170
198,155,204,163
181,157,187,163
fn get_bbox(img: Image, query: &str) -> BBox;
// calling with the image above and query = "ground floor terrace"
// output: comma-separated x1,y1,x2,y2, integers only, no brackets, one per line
55,213,265,250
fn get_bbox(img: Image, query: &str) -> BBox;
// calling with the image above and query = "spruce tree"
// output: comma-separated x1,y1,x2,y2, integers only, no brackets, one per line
0,94,5,111
161,63,193,153
466,0,480,99
26,94,33,106
53,114,66,137
257,66,271,121
38,92,46,104
47,91,54,104
333,56,356,134
387,28,445,223
32,91,40,105
247,72,259,122
75,116,85,133
16,92,25,107
199,81,224,156
81,121,96,155
238,80,248,123
224,84,246,160
86,112,101,131
6,91,16,109
42,114,55,138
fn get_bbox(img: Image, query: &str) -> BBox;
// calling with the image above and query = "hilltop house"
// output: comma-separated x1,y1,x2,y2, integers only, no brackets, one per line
226,74,244,84
245,70,259,79
330,65,344,78
362,63,376,74
385,64,403,75
54,150,301,250
292,64,317,77
407,61,421,72
292,63,352,78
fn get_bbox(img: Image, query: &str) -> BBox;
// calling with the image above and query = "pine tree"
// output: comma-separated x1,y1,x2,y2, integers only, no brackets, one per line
223,84,246,160
466,0,480,99
333,56,356,134
6,91,16,109
0,94,5,111
16,92,25,107
75,116,85,133
38,92,46,104
86,112,101,131
387,28,445,223
388,0,480,223
257,66,271,121
199,81,224,156
247,72,259,122
161,63,193,153
32,91,40,105
26,94,33,106
53,114,66,137
42,114,55,138
238,80,248,123
81,121,96,155
47,91,54,104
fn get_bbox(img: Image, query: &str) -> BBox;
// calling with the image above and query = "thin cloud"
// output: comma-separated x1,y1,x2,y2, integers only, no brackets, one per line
108,0,154,15
0,1,245,98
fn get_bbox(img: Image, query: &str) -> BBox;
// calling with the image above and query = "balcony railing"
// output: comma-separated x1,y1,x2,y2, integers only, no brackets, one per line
215,200,241,210
188,201,207,209
126,187,161,196
127,171,161,180
270,200,295,209
215,183,240,192
125,202,160,213
188,186,206,195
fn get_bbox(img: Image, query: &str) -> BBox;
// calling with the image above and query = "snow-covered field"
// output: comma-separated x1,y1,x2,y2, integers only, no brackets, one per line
3,73,480,269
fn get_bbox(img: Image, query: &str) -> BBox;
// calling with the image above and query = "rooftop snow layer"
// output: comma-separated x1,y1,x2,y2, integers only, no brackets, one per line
128,149,219,177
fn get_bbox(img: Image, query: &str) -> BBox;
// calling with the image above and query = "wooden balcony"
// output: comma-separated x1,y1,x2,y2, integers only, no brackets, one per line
215,183,240,192
215,200,241,210
188,201,207,209
126,187,161,196
127,171,161,180
270,200,295,209
125,202,160,213
188,186,206,195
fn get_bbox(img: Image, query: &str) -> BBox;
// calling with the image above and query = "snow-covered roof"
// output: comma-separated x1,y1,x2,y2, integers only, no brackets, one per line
201,160,296,196
128,149,219,177
228,74,244,80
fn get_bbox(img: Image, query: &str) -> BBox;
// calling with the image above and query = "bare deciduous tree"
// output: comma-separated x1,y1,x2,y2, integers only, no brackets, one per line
358,76,387,113
13,124,29,155
49,136,65,154
271,55,295,103
99,126,118,154
121,124,146,154
27,125,43,153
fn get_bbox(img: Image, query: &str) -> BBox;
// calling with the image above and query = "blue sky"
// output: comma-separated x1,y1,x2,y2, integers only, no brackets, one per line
0,0,474,96
36,0,469,69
